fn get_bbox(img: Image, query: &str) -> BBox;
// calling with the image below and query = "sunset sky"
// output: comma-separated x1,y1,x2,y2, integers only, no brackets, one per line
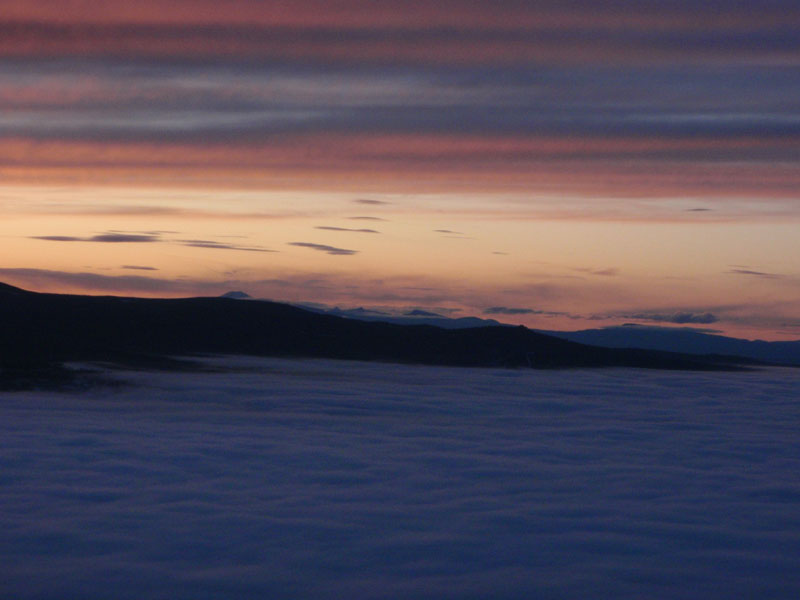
1,1,799,339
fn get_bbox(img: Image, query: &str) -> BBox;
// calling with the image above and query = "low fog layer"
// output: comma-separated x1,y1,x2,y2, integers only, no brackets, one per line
2,359,800,598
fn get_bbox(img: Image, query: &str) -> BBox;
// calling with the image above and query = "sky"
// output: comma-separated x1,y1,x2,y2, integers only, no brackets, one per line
1,1,799,340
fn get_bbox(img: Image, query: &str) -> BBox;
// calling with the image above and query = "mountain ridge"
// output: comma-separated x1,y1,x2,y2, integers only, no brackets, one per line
538,325,800,366
295,302,800,366
0,282,764,373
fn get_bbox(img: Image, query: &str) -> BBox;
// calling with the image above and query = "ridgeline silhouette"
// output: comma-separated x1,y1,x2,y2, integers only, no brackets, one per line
0,282,756,384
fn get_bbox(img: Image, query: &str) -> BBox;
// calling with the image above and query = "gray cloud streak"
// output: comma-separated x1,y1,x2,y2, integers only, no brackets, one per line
30,232,275,253
611,312,720,324
315,226,380,234
353,199,391,205
32,233,158,243
484,306,569,317
178,240,276,252
289,242,358,256
0,268,201,294
575,267,620,277
728,268,784,280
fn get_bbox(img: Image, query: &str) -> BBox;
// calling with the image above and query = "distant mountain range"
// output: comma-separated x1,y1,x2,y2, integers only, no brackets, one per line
310,305,505,329
220,290,252,300
0,282,761,378
541,325,800,366
298,303,800,366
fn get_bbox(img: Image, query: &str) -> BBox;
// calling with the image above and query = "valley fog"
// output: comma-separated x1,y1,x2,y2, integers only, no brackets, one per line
2,358,800,599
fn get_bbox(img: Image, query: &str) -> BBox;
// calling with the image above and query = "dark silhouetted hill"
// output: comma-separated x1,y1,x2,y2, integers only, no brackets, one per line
0,282,759,373
302,305,800,365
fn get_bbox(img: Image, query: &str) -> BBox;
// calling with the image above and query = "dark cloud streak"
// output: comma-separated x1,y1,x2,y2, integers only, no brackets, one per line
610,312,720,324
178,239,276,252
484,306,568,317
89,233,159,243
30,232,275,252
575,267,620,277
31,233,158,243
30,235,84,242
728,268,784,280
315,226,380,233
353,199,390,206
2,16,798,65
289,242,358,256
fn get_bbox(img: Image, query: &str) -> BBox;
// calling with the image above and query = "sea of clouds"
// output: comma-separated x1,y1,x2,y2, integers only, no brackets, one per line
2,358,800,599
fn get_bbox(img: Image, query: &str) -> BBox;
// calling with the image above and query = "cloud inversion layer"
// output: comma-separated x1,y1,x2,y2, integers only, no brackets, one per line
2,359,800,598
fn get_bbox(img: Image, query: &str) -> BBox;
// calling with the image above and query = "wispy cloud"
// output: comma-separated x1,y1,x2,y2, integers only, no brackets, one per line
178,239,276,253
122,265,159,271
349,216,387,221
289,242,358,256
90,233,160,243
30,231,274,252
32,233,158,243
484,307,537,315
575,267,620,277
30,235,84,242
315,226,380,234
728,268,784,280
353,199,390,206
606,312,720,325
484,306,568,317
0,268,202,295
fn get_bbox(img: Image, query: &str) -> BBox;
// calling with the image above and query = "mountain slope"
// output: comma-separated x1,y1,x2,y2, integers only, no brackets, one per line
302,305,800,366
316,306,505,329
540,325,800,366
0,283,754,371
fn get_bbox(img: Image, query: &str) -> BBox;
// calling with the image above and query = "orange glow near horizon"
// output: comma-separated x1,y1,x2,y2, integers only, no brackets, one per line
2,182,799,341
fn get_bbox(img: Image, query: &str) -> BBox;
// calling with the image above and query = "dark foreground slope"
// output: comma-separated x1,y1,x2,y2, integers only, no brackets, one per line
0,282,751,374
